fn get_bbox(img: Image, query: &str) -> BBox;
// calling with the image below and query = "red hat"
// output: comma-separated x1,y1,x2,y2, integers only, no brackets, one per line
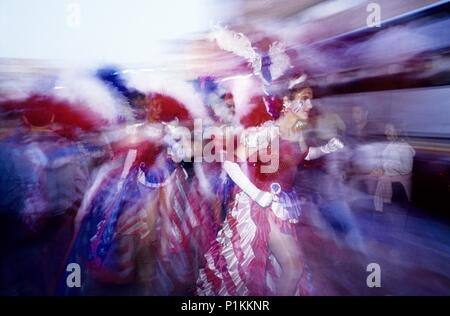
239,95,283,128
147,92,193,127
4,94,108,138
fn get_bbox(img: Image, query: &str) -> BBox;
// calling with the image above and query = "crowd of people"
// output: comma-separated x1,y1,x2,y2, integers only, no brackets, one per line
0,27,416,296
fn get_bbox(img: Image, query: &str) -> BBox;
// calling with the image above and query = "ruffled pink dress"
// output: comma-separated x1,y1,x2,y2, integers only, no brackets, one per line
196,139,312,295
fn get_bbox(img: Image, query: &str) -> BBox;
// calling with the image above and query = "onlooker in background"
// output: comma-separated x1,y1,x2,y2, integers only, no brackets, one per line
301,105,365,253
308,104,346,142
346,104,384,200
347,104,379,144
374,123,415,212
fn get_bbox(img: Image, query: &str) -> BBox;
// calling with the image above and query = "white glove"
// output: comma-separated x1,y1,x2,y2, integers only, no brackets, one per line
321,137,344,154
305,138,344,161
252,190,273,208
223,161,273,208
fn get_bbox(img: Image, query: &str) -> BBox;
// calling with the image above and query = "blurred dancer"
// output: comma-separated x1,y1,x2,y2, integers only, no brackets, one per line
0,93,105,294
185,77,239,283
0,94,106,234
191,76,237,222
196,24,348,293
347,105,383,199
302,105,365,253
308,105,346,142
66,92,198,295
197,75,344,295
96,67,148,122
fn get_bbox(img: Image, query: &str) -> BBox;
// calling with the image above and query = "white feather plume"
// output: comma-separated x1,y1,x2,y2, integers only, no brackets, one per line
268,42,291,81
53,73,134,124
210,25,291,83
209,25,258,63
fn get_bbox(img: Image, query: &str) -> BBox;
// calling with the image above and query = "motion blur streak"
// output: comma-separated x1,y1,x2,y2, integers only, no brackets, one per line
0,0,449,296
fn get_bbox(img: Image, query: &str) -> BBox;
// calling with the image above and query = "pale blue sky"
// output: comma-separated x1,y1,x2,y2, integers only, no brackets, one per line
0,0,228,66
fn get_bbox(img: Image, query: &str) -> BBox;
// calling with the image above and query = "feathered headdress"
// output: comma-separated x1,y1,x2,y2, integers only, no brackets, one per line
53,74,134,125
209,25,258,64
193,76,236,123
268,42,292,82
96,66,131,99
209,25,291,84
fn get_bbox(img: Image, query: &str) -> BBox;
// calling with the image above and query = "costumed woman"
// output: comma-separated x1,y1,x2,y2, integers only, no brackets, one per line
196,26,344,296
0,80,113,294
190,76,238,225
186,76,239,282
64,86,200,295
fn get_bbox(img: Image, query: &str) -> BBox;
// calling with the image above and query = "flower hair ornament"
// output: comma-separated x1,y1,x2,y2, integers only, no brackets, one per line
281,96,309,130
282,97,308,114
